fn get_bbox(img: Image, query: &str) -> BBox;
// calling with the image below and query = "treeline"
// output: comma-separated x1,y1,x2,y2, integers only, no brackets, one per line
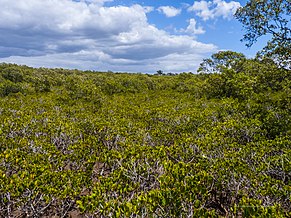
0,54,289,99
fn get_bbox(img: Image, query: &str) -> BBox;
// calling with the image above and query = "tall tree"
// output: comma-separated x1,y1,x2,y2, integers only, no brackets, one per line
197,50,246,74
235,0,291,68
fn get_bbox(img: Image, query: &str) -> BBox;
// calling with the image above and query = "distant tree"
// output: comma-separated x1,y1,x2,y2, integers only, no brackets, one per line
156,70,164,75
235,0,291,68
197,50,246,74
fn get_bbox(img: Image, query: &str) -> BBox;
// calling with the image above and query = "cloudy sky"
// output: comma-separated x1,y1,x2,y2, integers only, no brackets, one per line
0,0,266,73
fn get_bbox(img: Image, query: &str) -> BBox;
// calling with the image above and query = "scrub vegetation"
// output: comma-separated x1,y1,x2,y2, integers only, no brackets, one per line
0,55,290,217
0,0,290,216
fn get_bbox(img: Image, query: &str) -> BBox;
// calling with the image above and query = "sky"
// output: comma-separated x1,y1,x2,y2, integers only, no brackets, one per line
0,0,267,73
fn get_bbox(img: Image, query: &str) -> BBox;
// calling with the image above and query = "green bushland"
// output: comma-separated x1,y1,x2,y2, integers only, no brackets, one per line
0,61,290,217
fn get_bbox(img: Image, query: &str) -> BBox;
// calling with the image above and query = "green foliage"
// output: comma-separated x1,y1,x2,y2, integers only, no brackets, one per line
1,66,24,83
198,50,246,74
235,0,291,68
0,62,290,217
0,81,24,96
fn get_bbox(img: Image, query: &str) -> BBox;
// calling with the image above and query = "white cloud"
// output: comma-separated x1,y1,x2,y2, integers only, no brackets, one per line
188,0,241,20
185,19,205,35
1,47,215,73
213,0,241,19
0,0,217,73
82,0,112,4
143,6,154,13
157,6,181,17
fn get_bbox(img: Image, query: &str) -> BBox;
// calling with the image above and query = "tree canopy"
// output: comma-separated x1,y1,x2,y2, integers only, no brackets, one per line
197,50,246,74
235,0,291,68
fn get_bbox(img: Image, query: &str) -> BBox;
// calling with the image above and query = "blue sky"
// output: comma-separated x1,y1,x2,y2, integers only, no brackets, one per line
0,0,267,73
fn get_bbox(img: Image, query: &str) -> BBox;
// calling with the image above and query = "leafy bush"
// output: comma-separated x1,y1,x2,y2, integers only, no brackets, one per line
0,63,290,217
1,67,24,83
0,81,24,96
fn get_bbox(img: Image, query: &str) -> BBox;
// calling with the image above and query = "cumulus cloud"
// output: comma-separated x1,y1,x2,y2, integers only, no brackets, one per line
184,19,205,35
157,6,181,18
188,0,241,20
143,6,154,13
0,0,217,73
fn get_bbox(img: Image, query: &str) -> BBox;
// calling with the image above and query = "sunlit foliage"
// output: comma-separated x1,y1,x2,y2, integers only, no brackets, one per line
0,61,290,217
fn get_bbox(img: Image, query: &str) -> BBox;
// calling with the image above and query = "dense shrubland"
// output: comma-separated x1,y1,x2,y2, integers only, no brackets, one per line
0,58,290,217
